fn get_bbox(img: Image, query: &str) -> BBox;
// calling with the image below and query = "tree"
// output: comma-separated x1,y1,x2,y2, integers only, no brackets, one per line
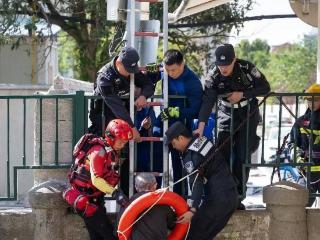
234,35,317,93
0,0,253,81
264,35,317,92
235,39,270,69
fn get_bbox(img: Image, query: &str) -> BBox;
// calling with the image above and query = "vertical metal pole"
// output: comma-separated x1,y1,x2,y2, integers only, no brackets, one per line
261,100,266,163
23,98,26,167
55,98,59,165
31,11,37,84
317,0,320,83
162,0,169,187
129,0,136,197
7,99,10,197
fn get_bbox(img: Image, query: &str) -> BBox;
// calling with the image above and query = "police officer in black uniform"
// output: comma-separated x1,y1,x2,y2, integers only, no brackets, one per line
165,121,238,240
89,46,154,195
194,44,270,209
88,46,155,141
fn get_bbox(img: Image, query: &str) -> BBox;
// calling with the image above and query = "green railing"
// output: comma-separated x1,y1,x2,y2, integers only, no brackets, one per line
237,92,320,200
0,93,77,201
1,91,319,202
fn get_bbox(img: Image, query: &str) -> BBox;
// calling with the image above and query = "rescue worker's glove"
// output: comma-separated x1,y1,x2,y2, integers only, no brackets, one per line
160,107,179,121
146,62,159,74
112,189,129,208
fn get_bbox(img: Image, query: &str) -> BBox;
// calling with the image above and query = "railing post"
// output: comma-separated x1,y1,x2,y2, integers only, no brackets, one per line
263,181,308,240
73,91,86,145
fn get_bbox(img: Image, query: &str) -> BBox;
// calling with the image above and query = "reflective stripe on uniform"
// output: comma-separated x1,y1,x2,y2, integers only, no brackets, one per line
311,166,320,172
300,128,320,145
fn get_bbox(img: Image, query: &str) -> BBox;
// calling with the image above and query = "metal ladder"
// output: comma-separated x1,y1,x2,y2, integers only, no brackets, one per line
127,0,169,196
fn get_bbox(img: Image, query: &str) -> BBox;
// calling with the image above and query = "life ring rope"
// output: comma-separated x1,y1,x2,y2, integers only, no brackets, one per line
118,169,199,240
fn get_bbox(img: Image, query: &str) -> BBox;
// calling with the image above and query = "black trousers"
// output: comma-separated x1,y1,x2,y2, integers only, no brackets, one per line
82,206,118,240
186,187,238,240
216,106,260,199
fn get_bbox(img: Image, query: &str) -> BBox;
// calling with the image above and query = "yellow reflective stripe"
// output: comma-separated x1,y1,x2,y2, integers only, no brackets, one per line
300,128,320,144
89,157,115,194
310,166,320,172
91,174,115,194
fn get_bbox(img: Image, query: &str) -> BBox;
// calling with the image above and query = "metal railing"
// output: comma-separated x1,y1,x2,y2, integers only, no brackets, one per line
1,91,319,203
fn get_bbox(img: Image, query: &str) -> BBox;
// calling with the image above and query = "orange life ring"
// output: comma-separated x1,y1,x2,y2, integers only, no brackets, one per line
118,190,190,240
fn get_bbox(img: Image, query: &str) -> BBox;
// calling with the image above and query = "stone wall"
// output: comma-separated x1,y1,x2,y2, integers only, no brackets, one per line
2,207,320,240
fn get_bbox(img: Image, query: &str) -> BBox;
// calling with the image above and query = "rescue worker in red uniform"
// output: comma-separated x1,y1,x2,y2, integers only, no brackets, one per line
289,83,320,207
63,119,133,240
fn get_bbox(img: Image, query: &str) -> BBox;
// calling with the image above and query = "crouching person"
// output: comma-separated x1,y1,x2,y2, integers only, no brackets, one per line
63,119,133,240
118,172,176,240
165,121,238,240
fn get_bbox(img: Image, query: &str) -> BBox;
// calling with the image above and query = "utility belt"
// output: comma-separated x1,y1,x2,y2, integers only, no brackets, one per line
220,98,252,109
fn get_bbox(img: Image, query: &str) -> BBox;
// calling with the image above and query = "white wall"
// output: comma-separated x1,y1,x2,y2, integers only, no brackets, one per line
0,38,58,86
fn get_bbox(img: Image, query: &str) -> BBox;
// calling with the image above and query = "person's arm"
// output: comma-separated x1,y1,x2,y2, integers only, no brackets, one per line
198,69,218,123
242,62,271,99
88,145,116,194
188,157,204,209
178,75,203,120
97,82,134,127
176,152,204,224
185,152,204,209
134,72,155,99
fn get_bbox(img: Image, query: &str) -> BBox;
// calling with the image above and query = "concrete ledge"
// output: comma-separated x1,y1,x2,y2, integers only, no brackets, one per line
307,208,320,240
0,208,35,240
28,180,69,209
263,181,308,206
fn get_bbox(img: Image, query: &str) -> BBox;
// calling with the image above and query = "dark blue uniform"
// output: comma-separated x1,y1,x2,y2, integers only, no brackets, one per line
289,109,320,206
148,65,203,195
89,57,154,136
159,65,203,195
198,59,270,201
182,137,237,240
135,107,156,172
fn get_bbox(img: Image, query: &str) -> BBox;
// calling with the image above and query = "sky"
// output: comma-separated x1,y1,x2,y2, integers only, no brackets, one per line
229,0,317,46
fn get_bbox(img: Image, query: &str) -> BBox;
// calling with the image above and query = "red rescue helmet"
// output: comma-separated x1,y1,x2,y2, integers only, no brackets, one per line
105,119,133,147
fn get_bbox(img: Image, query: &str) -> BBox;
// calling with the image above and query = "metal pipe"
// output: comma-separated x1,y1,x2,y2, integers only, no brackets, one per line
129,0,136,197
163,0,169,188
317,0,320,83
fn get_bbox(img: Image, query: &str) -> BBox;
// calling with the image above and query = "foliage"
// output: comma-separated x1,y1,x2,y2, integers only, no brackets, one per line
234,35,317,93
1,0,253,81
265,40,317,92
235,39,270,68
151,0,253,75
57,32,79,78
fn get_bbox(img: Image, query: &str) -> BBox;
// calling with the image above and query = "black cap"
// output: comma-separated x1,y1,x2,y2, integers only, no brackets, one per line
118,46,140,73
164,121,187,145
215,44,235,66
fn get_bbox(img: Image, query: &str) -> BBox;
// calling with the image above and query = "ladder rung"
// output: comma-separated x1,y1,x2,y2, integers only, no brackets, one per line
135,31,163,37
140,137,163,142
146,101,163,107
